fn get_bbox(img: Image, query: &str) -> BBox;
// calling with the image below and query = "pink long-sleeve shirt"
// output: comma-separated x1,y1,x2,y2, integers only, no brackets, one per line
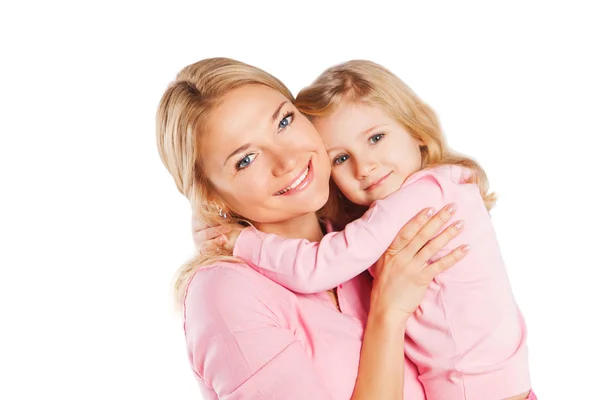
184,222,427,399
233,165,531,400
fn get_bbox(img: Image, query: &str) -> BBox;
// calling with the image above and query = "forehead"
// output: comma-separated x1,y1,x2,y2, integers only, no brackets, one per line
201,84,288,164
315,101,393,147
207,84,288,138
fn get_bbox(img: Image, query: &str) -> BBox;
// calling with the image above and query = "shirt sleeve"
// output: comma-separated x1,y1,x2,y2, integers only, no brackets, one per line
184,264,335,400
232,169,451,293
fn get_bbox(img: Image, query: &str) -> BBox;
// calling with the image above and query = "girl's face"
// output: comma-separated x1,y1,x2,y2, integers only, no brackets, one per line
314,101,423,206
201,84,331,224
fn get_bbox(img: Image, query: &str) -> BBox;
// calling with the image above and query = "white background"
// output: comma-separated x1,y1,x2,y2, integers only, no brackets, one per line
1,1,598,399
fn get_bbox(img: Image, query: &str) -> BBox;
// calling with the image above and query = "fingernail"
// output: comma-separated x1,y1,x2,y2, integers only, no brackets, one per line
447,203,457,214
460,244,470,252
454,220,465,230
426,208,435,218
218,226,231,233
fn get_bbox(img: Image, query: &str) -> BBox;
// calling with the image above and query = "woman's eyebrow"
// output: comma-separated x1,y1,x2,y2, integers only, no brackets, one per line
224,143,251,166
271,101,289,122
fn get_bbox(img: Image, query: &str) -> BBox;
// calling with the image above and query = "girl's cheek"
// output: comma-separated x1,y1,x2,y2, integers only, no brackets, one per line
331,172,344,188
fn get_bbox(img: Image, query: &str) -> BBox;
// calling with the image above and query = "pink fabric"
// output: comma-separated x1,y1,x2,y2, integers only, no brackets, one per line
234,165,531,399
184,226,427,398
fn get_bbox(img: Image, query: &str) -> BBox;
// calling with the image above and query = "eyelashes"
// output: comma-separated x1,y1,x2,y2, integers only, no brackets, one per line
278,111,294,131
236,152,257,170
368,133,384,144
333,154,349,165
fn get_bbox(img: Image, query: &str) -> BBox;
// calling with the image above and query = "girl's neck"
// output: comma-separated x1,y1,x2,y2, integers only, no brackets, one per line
254,212,324,242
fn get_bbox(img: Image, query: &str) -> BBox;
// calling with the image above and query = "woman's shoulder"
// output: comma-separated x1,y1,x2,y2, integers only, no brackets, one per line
187,261,287,300
183,261,294,329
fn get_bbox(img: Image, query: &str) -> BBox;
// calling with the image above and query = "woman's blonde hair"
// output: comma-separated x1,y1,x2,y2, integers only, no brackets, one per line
156,57,294,308
296,60,496,224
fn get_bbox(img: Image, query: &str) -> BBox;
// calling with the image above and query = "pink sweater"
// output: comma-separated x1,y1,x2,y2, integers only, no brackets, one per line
184,224,427,399
233,165,531,400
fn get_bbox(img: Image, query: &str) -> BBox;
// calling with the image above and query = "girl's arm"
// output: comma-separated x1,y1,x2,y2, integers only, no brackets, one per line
234,172,451,292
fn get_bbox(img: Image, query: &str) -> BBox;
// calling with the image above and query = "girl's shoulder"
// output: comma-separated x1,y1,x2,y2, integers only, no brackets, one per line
403,164,474,188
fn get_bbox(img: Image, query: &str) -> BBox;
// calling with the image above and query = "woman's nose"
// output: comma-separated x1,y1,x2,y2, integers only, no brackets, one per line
272,152,298,177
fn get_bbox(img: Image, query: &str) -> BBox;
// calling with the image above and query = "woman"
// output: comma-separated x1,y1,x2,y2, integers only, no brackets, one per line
156,57,467,399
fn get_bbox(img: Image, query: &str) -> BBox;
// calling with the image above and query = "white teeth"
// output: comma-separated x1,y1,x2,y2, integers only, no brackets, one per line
277,166,309,195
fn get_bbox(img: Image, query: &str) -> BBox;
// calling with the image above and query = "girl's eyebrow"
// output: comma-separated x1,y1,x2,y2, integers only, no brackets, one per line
361,124,388,136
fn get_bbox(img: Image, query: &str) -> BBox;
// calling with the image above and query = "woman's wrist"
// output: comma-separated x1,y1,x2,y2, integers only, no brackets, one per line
368,298,411,332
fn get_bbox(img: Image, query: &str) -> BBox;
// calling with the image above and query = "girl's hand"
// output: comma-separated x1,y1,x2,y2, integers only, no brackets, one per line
191,216,243,253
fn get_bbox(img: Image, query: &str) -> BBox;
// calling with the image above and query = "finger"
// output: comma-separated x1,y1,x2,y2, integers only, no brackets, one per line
404,203,457,257
414,219,464,266
191,215,210,232
425,244,470,279
197,236,228,254
193,226,230,246
387,207,436,253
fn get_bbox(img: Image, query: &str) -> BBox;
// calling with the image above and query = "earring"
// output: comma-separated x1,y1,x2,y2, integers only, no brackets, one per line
211,201,228,219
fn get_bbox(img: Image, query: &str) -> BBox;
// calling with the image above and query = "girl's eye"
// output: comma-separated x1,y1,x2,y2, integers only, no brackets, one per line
278,112,294,131
369,133,384,144
333,154,349,165
236,153,257,170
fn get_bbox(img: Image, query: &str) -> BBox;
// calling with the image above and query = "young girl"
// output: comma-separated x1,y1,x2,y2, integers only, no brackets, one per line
197,60,535,400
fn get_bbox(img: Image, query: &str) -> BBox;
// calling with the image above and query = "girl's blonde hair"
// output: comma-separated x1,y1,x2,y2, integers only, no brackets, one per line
156,58,294,308
296,60,496,224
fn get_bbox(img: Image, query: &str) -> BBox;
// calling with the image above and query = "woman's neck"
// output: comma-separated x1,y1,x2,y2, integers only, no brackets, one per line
253,212,324,242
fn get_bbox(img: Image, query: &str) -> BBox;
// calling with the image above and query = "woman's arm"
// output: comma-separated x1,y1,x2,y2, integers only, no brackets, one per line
352,310,409,399
352,205,469,400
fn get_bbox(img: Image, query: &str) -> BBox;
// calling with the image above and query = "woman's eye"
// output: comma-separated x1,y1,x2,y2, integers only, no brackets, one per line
236,153,257,170
369,133,384,144
333,154,349,165
278,113,294,130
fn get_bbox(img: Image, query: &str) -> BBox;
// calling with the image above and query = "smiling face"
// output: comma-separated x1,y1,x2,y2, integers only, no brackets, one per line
314,101,423,206
200,84,331,225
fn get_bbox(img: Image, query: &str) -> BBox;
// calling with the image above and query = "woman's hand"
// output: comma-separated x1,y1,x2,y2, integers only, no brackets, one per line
191,216,243,253
370,204,469,321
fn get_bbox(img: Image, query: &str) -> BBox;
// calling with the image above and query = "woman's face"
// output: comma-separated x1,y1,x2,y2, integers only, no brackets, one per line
201,84,331,224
